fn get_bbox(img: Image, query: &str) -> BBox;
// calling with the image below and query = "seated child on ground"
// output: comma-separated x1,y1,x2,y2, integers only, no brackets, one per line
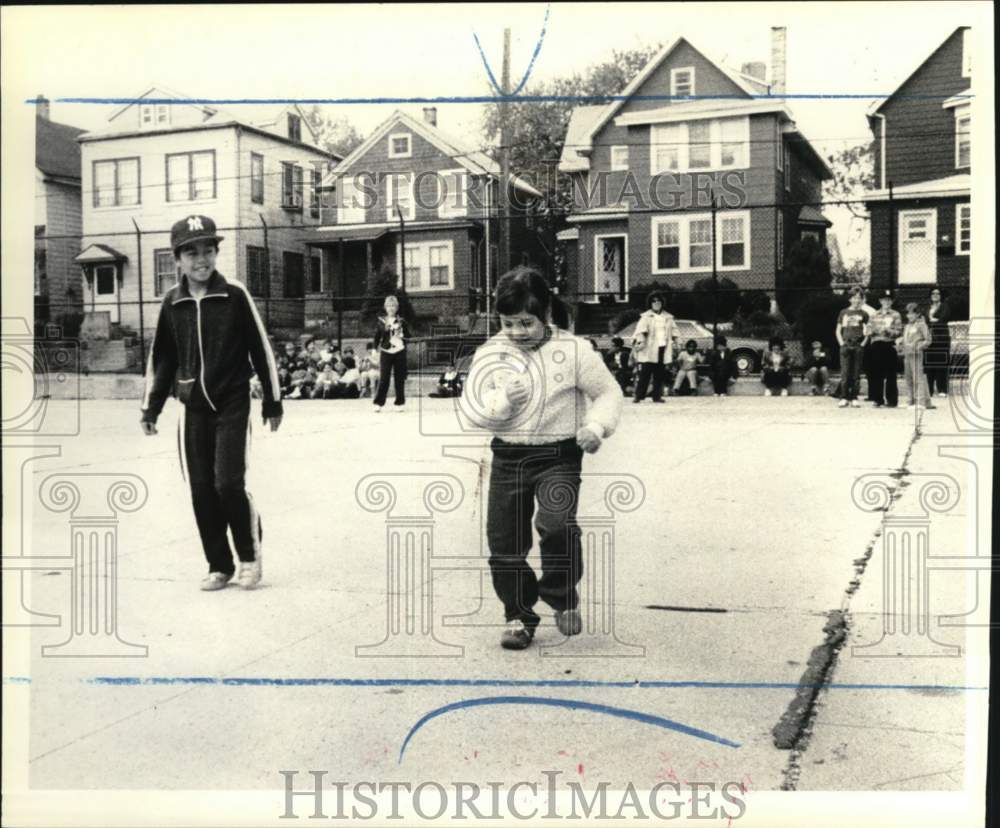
762,337,792,396
707,335,736,396
804,341,831,395
429,360,464,398
672,339,702,395
605,337,633,395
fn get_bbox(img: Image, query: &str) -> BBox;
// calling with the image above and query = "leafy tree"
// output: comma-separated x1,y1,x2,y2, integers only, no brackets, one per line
831,257,870,291
305,105,365,159
824,141,875,220
778,236,832,321
362,265,414,324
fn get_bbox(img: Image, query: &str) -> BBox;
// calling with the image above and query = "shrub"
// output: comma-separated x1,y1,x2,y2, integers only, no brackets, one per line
796,291,849,356
738,289,771,317
53,311,84,340
691,276,740,323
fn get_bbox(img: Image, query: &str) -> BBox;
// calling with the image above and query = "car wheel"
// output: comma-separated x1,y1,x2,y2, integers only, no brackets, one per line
732,349,758,376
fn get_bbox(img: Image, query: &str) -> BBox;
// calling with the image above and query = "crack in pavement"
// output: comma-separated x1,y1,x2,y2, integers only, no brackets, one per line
776,426,923,791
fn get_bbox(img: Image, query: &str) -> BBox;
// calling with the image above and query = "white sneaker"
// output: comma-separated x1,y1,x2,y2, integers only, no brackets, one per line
237,559,262,589
936,392,947,398
200,571,233,591
838,399,849,408
394,405,407,413
763,389,772,397
850,400,861,408
780,389,789,397
373,404,382,413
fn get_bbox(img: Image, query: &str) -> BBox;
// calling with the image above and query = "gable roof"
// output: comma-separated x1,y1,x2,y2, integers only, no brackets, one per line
324,109,541,197
36,115,85,181
107,84,218,122
558,105,605,172
205,102,320,142
867,27,969,117
581,37,760,148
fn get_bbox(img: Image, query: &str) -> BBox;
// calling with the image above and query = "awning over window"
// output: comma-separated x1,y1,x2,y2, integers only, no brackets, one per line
75,243,128,264
797,205,832,227
305,226,390,245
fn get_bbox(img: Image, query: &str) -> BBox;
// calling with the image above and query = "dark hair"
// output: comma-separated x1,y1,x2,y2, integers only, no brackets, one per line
494,266,570,329
768,336,785,349
647,292,665,308
344,347,355,355
849,287,865,299
714,335,727,346
685,339,698,351
611,336,624,347
343,356,356,369
929,287,944,298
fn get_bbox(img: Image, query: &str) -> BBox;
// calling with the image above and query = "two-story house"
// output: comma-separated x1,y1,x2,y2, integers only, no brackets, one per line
864,27,971,295
34,95,85,328
311,108,542,333
557,29,832,320
75,86,339,333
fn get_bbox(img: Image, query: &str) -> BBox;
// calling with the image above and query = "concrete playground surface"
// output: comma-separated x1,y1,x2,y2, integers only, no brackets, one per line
6,393,990,818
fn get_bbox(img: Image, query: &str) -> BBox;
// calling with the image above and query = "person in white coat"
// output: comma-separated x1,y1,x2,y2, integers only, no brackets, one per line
631,293,677,403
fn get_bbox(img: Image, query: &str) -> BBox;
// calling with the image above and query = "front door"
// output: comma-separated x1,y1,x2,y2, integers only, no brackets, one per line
595,235,627,301
899,210,937,284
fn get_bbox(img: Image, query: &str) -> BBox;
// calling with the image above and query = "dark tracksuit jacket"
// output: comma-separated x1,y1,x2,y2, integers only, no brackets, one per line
142,271,282,574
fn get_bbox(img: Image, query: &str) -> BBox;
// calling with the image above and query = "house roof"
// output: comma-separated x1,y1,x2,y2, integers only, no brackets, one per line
558,105,608,172
204,102,320,142
867,27,969,117
786,128,834,180
798,205,832,226
580,37,761,147
864,172,970,202
107,84,218,122
323,109,541,197
35,115,85,181
942,88,972,109
75,243,127,263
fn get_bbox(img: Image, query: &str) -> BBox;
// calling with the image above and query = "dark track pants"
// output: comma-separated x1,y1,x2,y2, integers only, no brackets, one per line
373,349,407,407
868,341,899,406
634,347,666,402
180,393,261,575
486,437,584,628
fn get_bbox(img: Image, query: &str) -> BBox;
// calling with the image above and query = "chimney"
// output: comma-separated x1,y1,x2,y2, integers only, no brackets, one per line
741,61,767,81
770,27,786,95
422,107,437,127
36,94,50,120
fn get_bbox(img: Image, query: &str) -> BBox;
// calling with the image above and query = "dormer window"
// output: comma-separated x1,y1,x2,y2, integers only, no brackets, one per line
389,133,412,159
670,67,695,98
287,113,302,143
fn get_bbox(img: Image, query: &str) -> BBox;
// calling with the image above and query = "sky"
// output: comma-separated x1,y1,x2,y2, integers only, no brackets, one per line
5,2,989,263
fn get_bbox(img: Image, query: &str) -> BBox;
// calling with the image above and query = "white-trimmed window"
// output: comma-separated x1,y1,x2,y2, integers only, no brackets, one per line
166,150,216,202
93,157,140,207
610,145,629,171
140,103,170,127
388,133,412,159
955,107,970,168
651,211,750,273
650,117,749,174
154,249,179,295
396,240,454,291
962,28,971,78
95,264,116,296
338,176,366,224
250,152,264,203
439,169,469,217
670,67,695,98
775,123,783,171
386,172,415,220
956,204,970,255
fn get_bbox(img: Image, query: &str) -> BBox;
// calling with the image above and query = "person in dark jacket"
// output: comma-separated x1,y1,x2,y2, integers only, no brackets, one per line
428,360,464,398
707,335,737,396
924,287,951,397
141,215,283,591
605,337,632,395
372,294,410,411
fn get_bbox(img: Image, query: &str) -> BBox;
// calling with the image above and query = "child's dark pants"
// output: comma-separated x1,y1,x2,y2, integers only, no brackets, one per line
374,349,407,406
868,341,899,406
486,437,584,629
181,392,261,576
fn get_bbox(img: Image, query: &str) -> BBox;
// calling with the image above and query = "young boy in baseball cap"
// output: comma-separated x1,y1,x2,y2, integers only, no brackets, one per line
141,215,283,590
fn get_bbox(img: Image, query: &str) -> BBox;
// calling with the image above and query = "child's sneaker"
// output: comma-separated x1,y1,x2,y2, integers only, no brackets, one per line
555,609,582,636
237,559,262,589
780,389,789,397
500,620,535,650
373,404,382,413
850,400,861,408
200,571,233,591
763,389,772,397
838,399,849,408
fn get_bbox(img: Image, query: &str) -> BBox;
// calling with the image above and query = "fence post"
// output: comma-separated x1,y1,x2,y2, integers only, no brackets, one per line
259,214,271,330
887,183,895,291
131,219,146,368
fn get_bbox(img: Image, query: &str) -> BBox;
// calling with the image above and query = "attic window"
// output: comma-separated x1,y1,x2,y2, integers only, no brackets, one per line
389,133,412,159
288,114,302,143
671,67,695,98
141,104,169,126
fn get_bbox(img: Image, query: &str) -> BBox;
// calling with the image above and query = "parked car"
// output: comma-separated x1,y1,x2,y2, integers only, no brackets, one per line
595,319,797,375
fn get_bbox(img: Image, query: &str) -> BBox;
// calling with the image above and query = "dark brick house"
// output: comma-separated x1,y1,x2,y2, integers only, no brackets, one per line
557,29,831,324
34,96,85,328
312,108,543,333
865,27,971,298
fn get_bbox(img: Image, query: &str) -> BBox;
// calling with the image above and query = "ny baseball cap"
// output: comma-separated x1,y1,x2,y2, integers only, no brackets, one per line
171,215,224,253
879,289,894,300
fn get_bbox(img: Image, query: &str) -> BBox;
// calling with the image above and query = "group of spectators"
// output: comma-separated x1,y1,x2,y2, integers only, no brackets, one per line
251,339,380,401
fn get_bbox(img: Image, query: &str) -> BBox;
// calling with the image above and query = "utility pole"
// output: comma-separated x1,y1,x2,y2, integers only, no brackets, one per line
499,27,512,278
